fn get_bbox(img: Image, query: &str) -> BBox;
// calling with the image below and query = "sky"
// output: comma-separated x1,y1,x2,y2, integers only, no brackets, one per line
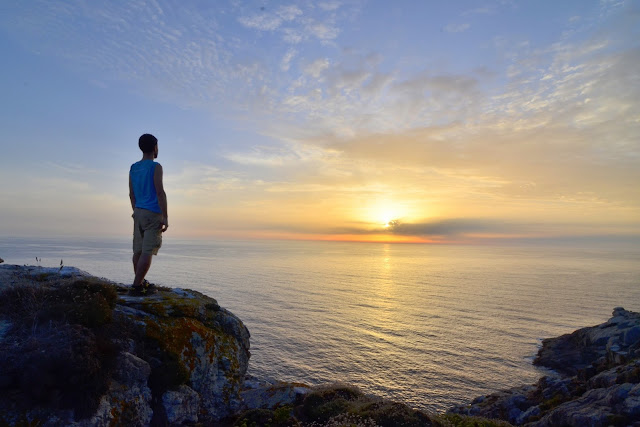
0,0,638,244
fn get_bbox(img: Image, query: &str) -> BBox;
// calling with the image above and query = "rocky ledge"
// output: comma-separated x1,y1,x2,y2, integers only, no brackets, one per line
0,265,250,425
449,307,640,426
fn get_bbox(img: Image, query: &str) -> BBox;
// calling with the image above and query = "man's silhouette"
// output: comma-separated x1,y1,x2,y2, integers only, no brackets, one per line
129,133,168,292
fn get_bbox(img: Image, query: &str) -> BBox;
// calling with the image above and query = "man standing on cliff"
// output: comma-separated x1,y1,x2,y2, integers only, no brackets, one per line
129,133,168,293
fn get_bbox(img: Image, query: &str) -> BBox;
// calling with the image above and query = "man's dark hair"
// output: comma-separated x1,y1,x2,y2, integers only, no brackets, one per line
138,133,158,153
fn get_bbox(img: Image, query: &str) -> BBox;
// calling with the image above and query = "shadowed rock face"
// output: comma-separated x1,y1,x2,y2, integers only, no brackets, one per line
449,308,640,426
0,265,251,426
534,307,640,377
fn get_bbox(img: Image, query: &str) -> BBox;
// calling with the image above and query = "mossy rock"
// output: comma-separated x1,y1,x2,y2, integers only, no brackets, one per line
354,400,432,427
0,277,118,329
234,406,297,427
0,278,123,419
432,413,514,426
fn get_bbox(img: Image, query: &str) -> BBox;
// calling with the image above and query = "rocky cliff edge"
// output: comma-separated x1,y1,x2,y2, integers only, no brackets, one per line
0,265,250,425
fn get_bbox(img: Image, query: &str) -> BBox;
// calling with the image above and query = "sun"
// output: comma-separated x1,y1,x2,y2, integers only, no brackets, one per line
382,217,399,228
377,206,402,229
357,199,411,231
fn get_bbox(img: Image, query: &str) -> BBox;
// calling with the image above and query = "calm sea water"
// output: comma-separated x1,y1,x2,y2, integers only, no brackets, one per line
1,237,639,413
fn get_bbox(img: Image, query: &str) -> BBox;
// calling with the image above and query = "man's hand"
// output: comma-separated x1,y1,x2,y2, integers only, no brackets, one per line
161,217,169,232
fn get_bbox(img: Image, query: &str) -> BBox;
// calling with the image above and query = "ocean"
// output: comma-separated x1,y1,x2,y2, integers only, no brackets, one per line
1,236,639,413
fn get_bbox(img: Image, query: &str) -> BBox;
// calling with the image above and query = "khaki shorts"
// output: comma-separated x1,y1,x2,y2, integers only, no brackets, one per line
133,208,163,255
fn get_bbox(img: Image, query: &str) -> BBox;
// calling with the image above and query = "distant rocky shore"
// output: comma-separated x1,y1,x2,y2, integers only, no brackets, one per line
451,307,640,426
0,264,638,426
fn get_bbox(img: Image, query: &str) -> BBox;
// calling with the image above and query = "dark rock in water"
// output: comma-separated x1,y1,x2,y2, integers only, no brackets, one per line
535,307,640,377
0,258,4,264
449,307,640,426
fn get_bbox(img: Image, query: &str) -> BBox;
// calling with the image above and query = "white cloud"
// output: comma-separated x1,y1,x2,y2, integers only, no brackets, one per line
307,22,340,40
277,5,303,21
462,6,493,16
238,13,283,31
167,163,248,194
237,5,302,31
47,162,100,175
282,28,304,44
362,72,394,97
444,23,470,33
304,58,331,78
318,1,341,12
225,146,298,166
281,48,298,71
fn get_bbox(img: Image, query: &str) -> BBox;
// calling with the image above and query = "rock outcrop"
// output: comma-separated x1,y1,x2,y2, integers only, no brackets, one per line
449,307,640,426
0,265,250,426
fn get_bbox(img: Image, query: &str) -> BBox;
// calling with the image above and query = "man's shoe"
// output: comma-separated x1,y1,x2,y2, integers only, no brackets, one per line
142,279,156,288
128,280,157,296
141,279,157,294
129,285,145,296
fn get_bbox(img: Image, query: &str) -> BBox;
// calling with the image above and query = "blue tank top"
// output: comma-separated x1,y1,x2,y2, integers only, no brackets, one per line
130,160,162,213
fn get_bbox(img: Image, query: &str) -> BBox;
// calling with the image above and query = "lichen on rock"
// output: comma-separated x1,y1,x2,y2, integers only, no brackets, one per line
118,287,251,421
0,265,251,426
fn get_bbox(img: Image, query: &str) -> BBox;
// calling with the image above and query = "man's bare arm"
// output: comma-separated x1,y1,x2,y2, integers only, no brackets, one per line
129,175,136,212
154,163,169,232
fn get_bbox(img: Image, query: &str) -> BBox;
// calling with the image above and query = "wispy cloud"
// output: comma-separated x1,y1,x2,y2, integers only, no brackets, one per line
304,58,331,78
307,22,340,41
318,1,342,12
462,6,494,16
237,5,303,31
238,14,283,31
444,23,470,33
281,48,298,72
0,0,353,115
46,162,100,175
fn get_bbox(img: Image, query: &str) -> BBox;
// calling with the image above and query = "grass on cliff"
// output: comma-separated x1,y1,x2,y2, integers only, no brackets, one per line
0,277,120,419
232,384,513,427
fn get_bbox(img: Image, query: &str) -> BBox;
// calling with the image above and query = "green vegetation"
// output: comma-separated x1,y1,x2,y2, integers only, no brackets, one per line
0,277,120,419
0,276,200,421
432,413,514,427
0,277,118,328
231,384,514,427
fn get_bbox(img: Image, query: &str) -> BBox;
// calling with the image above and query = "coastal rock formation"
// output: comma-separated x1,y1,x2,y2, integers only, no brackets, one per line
449,307,640,426
240,377,312,412
0,265,250,426
2,264,638,426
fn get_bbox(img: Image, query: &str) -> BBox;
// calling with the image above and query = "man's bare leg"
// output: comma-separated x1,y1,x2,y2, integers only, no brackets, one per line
133,253,152,287
133,252,141,274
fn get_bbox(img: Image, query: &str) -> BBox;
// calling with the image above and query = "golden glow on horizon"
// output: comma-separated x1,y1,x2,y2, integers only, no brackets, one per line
245,231,441,244
366,200,412,231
